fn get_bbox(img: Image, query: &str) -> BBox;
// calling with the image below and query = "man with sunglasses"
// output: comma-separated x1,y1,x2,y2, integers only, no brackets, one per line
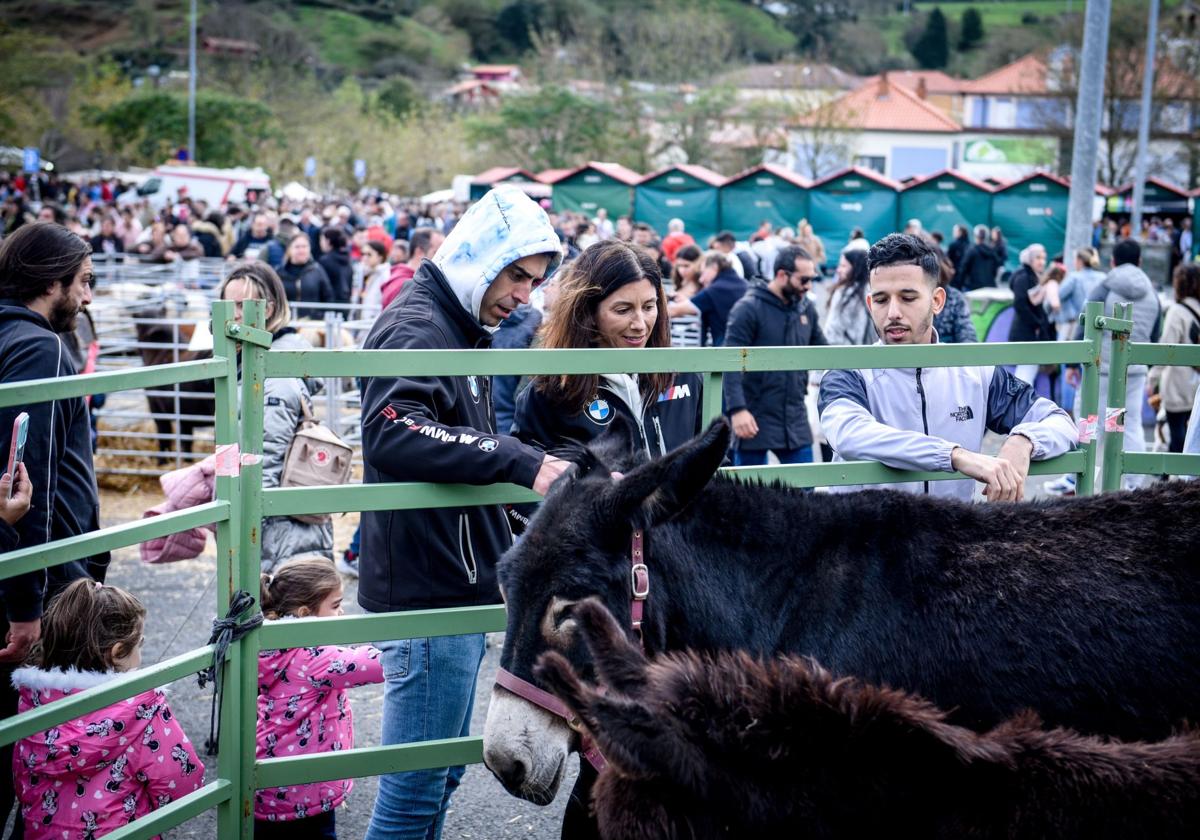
0,222,109,833
358,186,568,839
723,245,827,466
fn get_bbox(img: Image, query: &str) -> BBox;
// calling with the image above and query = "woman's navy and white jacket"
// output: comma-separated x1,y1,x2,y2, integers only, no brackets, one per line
817,333,1076,501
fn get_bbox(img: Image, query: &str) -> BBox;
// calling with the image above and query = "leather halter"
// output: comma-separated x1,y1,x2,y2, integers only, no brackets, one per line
494,528,648,772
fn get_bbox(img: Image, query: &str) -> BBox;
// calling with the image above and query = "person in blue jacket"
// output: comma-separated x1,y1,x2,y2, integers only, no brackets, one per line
667,250,748,346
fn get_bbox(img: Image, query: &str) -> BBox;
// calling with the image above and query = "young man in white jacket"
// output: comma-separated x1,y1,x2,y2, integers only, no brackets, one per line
818,233,1076,502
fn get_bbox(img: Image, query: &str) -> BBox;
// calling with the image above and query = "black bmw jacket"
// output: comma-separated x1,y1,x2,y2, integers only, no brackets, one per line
358,262,544,613
722,285,827,451
512,371,705,460
0,302,108,623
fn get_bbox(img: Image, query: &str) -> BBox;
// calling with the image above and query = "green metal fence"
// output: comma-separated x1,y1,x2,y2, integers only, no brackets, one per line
3,299,1199,839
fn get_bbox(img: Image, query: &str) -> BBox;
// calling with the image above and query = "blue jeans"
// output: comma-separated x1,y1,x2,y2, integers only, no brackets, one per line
364,633,487,840
732,445,812,467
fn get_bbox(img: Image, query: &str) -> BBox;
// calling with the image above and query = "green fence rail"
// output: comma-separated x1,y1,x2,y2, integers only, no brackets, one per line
3,298,1199,838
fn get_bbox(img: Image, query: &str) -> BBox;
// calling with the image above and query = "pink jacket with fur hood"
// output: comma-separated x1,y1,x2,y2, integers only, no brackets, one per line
11,666,205,840
256,640,383,822
139,456,217,564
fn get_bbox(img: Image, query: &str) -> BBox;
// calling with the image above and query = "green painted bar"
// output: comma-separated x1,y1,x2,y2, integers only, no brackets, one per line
256,737,484,788
1127,343,1200,367
702,371,723,425
728,452,1086,489
1100,303,1134,493
0,357,228,409
258,605,507,649
0,501,229,582
210,301,245,840
1076,301,1105,496
262,482,540,516
0,646,214,747
1122,452,1200,477
236,300,268,840
264,342,1091,379
102,781,233,840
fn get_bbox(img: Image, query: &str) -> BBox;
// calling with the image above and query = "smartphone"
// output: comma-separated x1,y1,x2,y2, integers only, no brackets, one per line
6,412,29,500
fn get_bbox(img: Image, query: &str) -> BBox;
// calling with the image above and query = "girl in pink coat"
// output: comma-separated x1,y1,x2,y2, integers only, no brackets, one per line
256,558,383,838
11,579,205,840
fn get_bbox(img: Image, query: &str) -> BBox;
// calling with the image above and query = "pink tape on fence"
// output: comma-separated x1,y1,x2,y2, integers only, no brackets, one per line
214,444,240,477
1077,414,1098,443
1104,407,1125,433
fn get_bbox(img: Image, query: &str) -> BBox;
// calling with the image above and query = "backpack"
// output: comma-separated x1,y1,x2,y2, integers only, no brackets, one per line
279,396,353,525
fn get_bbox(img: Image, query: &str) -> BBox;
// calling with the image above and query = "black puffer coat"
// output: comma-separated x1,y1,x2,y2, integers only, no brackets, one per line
276,259,335,319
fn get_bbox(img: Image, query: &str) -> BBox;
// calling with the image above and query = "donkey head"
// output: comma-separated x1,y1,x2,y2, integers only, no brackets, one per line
482,418,730,804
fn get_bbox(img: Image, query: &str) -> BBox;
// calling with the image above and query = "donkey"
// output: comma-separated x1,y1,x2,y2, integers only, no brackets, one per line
535,599,1200,840
482,418,1200,814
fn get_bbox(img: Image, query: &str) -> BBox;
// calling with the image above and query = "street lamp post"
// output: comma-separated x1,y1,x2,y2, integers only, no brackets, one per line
1130,0,1160,236
188,0,197,164
1064,0,1112,263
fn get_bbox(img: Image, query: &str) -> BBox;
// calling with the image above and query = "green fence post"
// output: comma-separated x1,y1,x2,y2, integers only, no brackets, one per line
210,300,245,839
235,300,269,839
702,371,723,424
1100,302,1134,493
1076,301,1104,496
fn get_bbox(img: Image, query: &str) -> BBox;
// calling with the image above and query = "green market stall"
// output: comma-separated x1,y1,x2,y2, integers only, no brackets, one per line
468,167,540,202
989,172,1071,271
718,164,809,240
898,169,993,239
634,164,725,241
1104,177,1192,224
808,167,901,260
545,161,640,218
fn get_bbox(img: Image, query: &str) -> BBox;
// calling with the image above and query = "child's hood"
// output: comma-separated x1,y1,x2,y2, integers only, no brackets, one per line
11,666,169,744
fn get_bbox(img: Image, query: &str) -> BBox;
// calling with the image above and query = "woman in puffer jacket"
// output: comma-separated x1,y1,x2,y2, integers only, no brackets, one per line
12,580,205,840
219,262,335,572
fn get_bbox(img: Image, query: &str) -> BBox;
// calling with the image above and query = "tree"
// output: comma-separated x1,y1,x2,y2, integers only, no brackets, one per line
87,91,276,167
464,85,620,171
959,7,984,51
911,8,950,69
377,78,421,120
788,92,861,181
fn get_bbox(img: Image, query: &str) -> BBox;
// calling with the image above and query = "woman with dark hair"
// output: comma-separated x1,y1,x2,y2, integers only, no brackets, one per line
1149,263,1200,452
218,261,333,571
512,239,704,459
275,232,334,319
669,243,703,298
823,248,875,345
318,225,354,304
933,247,978,344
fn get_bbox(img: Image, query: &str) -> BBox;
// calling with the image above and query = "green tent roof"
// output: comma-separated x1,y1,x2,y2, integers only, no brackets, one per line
1105,177,1191,217
718,164,809,240
898,169,993,240
990,172,1070,270
808,167,902,260
544,161,640,219
634,164,726,242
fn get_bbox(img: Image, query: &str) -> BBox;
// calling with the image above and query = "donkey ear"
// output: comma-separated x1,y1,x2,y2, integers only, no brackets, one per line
602,418,730,528
574,598,650,696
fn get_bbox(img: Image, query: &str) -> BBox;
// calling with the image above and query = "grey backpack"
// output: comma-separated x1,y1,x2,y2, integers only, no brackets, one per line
280,396,353,525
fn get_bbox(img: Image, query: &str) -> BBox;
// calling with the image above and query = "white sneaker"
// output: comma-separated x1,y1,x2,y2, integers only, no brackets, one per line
1042,474,1076,496
335,554,359,578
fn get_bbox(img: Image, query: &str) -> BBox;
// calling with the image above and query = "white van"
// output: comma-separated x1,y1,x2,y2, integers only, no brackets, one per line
118,164,271,210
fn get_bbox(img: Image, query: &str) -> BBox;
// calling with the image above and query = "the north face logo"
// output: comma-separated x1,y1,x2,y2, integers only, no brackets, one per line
950,405,974,422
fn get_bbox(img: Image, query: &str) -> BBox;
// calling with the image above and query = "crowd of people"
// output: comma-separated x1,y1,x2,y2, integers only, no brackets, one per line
1,173,1199,840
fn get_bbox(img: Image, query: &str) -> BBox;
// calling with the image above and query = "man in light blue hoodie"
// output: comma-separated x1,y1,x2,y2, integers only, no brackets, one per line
359,187,567,839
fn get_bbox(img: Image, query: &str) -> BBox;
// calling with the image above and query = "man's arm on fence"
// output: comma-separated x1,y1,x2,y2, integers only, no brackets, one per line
985,365,1076,460
818,369,956,471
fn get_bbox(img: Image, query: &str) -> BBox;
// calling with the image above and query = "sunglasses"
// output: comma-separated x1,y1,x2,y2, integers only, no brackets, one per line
792,273,818,286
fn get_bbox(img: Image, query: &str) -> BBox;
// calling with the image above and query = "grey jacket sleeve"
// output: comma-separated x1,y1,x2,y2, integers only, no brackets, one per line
818,369,956,472
986,366,1077,460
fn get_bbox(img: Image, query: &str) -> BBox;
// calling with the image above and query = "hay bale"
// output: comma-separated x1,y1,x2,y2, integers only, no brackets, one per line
94,414,164,491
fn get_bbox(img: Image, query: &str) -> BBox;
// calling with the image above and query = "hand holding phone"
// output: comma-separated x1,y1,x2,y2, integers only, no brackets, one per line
6,412,29,501
0,461,31,525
